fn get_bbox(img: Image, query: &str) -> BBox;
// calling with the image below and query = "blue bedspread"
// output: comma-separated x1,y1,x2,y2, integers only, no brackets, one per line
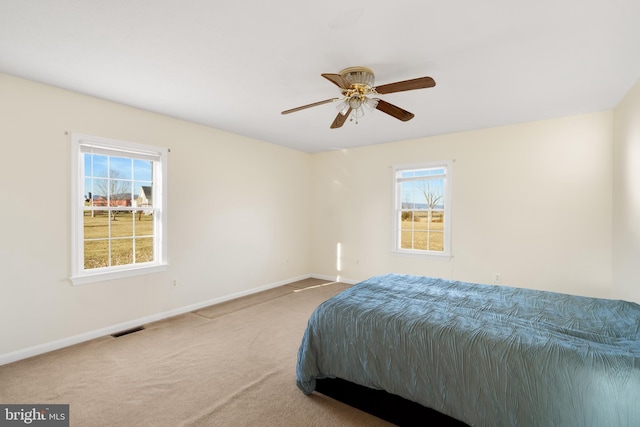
296,274,640,426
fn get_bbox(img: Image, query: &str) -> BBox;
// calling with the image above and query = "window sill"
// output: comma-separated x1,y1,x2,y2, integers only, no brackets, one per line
392,249,452,260
70,263,168,285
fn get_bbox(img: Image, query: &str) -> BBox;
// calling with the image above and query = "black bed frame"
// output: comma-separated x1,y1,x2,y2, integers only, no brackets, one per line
315,377,469,427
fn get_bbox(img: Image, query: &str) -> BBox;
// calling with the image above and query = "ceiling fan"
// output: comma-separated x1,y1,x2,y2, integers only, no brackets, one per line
281,66,436,129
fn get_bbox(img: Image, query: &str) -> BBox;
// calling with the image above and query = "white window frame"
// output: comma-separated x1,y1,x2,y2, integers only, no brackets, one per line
70,133,168,285
392,161,452,258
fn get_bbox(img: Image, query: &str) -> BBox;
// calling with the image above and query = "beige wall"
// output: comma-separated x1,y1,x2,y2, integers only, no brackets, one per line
310,113,614,298
613,78,640,302
0,73,312,359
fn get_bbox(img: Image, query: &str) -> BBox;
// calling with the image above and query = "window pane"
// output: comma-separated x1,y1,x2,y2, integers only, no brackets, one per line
84,153,93,177
111,238,133,266
427,231,444,251
430,211,444,225
84,212,109,239
112,211,133,237
135,238,154,263
134,210,154,236
110,157,133,179
413,231,427,250
92,179,109,205
412,212,428,251
135,183,153,208
414,210,428,223
401,181,415,208
133,159,152,181
109,179,132,205
85,240,109,269
414,185,427,206
92,155,108,178
83,178,93,203
400,230,414,249
416,179,444,208
400,210,413,225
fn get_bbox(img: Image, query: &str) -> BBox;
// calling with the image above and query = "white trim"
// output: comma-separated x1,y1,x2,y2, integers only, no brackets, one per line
392,249,453,261
0,274,316,366
311,273,359,285
79,143,161,162
70,264,168,285
74,133,164,159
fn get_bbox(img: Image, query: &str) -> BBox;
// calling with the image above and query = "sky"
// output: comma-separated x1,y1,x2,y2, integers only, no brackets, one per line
399,167,446,210
83,154,152,200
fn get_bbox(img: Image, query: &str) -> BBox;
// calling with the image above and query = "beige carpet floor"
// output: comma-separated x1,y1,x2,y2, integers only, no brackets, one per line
0,279,393,426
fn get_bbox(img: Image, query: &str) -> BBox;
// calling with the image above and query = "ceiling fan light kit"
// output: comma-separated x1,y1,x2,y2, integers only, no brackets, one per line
281,66,436,129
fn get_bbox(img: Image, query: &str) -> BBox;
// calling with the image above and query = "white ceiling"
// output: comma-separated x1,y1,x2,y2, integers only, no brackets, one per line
1,1,639,153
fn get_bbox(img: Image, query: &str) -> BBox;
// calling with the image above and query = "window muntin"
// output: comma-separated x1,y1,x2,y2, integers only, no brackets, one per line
394,162,451,256
71,134,167,284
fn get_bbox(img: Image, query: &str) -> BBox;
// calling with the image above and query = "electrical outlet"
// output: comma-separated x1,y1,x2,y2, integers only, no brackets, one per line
172,279,178,288
493,273,501,283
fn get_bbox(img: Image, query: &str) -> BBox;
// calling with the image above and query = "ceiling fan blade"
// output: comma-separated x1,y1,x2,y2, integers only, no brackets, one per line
374,76,436,95
330,108,352,129
322,73,351,90
281,98,338,115
375,99,415,121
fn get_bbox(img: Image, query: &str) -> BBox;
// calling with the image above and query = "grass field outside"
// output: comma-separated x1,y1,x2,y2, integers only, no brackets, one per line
400,211,444,251
83,211,154,269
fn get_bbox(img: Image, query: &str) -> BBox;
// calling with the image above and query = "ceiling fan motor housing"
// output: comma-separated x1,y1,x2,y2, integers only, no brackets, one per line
339,66,375,90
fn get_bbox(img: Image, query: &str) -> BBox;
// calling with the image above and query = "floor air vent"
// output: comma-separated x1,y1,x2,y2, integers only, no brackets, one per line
111,326,145,338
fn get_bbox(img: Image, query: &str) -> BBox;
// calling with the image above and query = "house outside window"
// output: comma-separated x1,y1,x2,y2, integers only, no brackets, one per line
71,133,168,284
393,161,452,257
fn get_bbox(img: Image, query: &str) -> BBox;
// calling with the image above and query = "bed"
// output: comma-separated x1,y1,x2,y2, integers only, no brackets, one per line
296,274,640,426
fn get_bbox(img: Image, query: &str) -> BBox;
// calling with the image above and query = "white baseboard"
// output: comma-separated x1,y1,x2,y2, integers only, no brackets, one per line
311,273,359,285
0,274,317,366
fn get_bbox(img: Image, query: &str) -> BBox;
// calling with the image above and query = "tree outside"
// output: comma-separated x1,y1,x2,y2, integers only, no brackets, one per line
400,177,445,251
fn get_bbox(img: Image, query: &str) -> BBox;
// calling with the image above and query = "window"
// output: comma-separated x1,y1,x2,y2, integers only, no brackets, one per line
71,133,168,284
393,162,451,256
